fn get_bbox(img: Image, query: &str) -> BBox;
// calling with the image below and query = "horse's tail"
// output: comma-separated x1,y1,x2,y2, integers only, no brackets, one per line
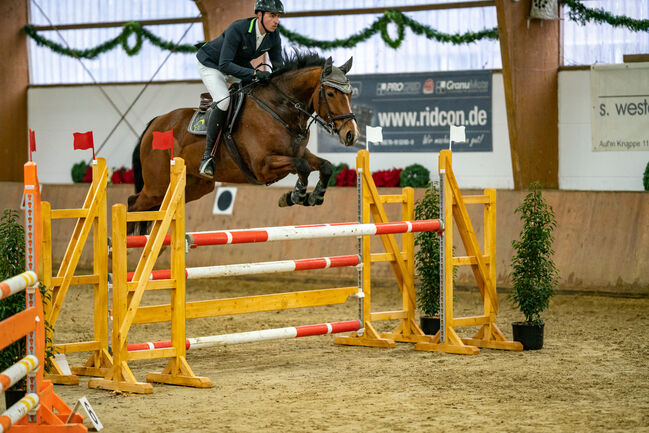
133,117,156,194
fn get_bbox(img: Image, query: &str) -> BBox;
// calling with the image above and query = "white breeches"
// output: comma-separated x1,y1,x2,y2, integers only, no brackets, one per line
197,60,234,111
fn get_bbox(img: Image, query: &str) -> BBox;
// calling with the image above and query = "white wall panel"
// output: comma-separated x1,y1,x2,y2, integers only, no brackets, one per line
558,70,649,191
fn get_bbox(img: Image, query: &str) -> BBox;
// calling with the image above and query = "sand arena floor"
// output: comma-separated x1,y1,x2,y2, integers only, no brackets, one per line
33,276,649,432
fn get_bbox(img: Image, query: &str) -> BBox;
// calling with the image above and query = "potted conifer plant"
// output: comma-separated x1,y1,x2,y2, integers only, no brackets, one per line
510,182,559,350
414,181,442,335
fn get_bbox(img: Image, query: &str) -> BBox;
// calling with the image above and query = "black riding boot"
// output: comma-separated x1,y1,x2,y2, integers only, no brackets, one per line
199,107,227,178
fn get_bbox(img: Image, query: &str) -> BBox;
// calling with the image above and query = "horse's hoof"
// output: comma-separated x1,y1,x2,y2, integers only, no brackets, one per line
278,192,294,207
305,193,324,206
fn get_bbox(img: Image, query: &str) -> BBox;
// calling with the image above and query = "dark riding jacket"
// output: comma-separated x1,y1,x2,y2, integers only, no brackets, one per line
197,17,282,81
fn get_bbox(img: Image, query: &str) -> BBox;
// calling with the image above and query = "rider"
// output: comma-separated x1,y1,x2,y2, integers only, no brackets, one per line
196,0,285,178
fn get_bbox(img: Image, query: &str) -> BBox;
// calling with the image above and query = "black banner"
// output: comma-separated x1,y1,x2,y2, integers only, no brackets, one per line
317,70,493,153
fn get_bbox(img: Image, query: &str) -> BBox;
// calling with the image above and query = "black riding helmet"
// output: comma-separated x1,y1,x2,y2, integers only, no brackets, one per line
254,0,284,14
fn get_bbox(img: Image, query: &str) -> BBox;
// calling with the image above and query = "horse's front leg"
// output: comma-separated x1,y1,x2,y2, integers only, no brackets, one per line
261,155,312,207
302,150,333,207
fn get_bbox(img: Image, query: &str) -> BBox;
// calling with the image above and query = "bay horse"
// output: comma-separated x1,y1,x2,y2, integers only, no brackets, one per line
128,52,359,233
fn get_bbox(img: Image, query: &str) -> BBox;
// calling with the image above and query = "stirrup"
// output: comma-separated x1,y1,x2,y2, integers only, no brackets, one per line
199,157,214,178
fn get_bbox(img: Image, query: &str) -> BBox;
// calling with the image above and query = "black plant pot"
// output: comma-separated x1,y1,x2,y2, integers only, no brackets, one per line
4,389,25,408
419,316,440,336
512,321,544,350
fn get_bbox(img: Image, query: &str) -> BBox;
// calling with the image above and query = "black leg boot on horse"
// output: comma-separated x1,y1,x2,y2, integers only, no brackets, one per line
199,107,228,178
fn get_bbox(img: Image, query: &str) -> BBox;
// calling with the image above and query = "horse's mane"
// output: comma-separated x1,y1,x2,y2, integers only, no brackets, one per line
271,50,326,77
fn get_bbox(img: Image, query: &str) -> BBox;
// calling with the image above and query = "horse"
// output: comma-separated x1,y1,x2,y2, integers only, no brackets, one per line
128,52,359,233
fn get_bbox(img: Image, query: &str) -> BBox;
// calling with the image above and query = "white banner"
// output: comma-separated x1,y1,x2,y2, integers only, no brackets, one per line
590,63,649,152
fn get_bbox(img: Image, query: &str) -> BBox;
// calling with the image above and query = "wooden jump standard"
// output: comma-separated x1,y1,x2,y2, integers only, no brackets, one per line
41,158,112,384
0,161,86,432
413,150,523,354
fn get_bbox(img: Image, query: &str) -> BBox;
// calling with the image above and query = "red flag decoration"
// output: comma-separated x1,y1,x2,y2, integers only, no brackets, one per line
73,131,96,159
28,128,36,161
29,129,36,152
152,130,174,159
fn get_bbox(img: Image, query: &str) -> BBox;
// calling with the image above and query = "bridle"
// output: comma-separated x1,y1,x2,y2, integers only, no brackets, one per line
244,66,356,143
316,78,356,136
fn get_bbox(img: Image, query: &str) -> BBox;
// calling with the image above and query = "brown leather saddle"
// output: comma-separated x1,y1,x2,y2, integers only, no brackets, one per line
189,85,261,184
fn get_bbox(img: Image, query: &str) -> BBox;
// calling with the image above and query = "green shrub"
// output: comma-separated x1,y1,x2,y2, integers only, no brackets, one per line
643,160,649,191
400,163,430,188
510,182,559,324
71,160,91,183
414,182,442,316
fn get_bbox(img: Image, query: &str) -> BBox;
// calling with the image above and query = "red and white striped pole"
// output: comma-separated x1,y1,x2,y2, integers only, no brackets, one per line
125,219,443,249
127,320,361,351
126,254,360,281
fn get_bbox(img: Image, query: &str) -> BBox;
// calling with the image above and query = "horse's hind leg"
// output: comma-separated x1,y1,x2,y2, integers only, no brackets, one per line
126,191,163,235
302,150,333,207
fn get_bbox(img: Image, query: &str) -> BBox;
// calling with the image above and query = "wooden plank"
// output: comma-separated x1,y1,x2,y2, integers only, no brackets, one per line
451,315,491,327
132,287,359,324
51,274,101,286
126,211,168,222
623,54,649,63
283,1,496,17
0,307,36,350
127,280,176,291
453,255,492,266
462,195,490,204
370,252,408,262
380,195,406,203
370,311,407,321
128,348,176,361
54,341,102,354
50,209,89,219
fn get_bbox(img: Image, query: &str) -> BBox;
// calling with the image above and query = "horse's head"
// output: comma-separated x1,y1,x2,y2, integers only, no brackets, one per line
314,57,359,147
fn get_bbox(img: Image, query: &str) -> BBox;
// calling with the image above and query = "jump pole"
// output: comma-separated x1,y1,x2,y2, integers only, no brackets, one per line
127,320,361,351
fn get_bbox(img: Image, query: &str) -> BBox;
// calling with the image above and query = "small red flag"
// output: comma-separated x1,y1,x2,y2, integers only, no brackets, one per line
152,130,174,150
29,129,36,153
152,130,174,159
73,131,94,150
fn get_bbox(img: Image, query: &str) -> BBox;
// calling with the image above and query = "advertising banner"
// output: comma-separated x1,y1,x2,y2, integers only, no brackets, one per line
317,70,492,153
591,63,649,152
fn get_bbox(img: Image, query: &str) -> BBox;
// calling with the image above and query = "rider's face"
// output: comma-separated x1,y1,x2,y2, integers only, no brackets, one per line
261,12,280,32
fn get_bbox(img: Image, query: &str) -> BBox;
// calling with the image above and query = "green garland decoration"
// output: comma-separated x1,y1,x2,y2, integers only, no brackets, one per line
22,3,647,59
22,21,197,59
279,9,498,49
561,0,649,32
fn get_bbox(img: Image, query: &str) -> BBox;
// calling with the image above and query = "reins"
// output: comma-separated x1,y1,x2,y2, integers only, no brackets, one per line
244,73,355,142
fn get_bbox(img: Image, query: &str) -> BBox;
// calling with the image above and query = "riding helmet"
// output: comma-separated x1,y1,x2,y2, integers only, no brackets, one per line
254,0,284,14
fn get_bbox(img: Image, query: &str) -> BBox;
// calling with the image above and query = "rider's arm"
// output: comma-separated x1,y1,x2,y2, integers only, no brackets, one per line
218,27,255,81
268,33,283,70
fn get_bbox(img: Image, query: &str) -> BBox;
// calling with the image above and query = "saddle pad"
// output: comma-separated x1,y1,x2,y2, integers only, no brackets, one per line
187,110,208,136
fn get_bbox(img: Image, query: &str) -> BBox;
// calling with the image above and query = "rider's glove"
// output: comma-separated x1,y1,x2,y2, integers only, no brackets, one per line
255,70,271,83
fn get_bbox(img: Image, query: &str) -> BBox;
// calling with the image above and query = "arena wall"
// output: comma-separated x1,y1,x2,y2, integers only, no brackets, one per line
1,181,646,295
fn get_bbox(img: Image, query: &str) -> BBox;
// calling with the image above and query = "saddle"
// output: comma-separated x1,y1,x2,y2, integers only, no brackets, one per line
187,88,245,139
187,84,262,185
